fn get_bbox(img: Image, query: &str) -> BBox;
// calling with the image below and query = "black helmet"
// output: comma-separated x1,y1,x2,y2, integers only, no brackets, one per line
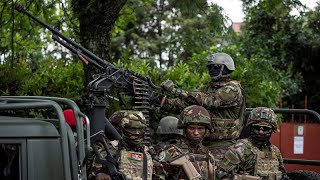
156,116,183,135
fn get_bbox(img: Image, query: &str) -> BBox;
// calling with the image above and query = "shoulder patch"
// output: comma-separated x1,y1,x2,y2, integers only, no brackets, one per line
130,152,143,161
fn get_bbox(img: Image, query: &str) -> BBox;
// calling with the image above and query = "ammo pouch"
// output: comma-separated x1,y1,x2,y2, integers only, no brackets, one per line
259,172,283,180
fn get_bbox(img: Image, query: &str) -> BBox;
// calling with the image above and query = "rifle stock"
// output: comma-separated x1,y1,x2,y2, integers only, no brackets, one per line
169,154,202,180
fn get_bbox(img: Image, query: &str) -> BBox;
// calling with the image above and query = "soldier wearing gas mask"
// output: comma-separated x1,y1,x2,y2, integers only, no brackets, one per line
160,53,245,162
89,110,153,180
218,107,289,180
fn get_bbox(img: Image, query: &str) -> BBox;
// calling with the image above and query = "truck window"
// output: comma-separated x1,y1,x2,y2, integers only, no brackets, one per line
0,144,20,180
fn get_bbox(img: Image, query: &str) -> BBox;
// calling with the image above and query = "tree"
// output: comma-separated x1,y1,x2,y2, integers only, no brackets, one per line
110,0,228,69
238,0,320,110
70,0,127,86
0,1,63,66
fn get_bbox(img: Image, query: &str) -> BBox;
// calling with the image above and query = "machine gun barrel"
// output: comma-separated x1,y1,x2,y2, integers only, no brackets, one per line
14,3,111,70
15,3,160,89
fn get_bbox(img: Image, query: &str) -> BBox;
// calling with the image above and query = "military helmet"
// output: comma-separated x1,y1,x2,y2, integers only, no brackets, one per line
247,107,279,131
178,105,212,129
156,116,183,135
109,110,146,129
207,53,235,71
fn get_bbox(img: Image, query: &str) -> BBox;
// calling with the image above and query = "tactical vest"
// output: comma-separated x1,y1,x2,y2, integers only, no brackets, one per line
244,139,282,180
204,80,245,140
118,147,153,180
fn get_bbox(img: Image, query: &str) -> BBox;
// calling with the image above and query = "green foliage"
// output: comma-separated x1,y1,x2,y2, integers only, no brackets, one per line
115,58,210,92
0,1,71,66
239,0,320,111
0,62,30,96
111,0,228,68
164,62,210,91
0,59,86,104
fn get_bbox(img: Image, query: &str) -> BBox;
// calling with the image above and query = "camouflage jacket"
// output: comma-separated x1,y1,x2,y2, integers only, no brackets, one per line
218,138,286,179
163,80,243,114
154,138,216,180
163,79,245,143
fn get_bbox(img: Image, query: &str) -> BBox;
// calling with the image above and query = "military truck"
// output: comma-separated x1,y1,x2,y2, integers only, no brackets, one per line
0,96,90,180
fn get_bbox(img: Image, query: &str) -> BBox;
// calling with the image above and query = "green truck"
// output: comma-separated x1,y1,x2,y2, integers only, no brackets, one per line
0,96,90,180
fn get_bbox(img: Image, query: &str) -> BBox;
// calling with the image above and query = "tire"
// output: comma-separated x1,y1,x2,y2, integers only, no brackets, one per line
287,170,320,180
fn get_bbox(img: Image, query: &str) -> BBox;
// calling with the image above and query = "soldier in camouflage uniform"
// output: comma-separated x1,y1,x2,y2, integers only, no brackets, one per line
89,110,153,180
152,116,184,179
160,53,245,162
156,105,216,180
155,116,183,145
217,107,289,180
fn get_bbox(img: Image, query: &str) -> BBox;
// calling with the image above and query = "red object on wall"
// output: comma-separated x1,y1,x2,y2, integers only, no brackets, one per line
270,123,320,173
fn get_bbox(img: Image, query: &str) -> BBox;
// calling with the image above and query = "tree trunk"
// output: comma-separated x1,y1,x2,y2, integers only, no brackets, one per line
72,0,127,85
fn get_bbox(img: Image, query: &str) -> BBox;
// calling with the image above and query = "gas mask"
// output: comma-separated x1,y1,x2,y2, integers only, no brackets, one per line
250,124,273,145
207,64,230,81
122,127,145,145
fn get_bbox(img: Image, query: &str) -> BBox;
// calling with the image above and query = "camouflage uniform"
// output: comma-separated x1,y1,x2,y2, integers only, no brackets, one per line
218,107,288,180
152,116,183,180
89,110,154,180
155,116,183,145
156,105,216,180
161,53,245,161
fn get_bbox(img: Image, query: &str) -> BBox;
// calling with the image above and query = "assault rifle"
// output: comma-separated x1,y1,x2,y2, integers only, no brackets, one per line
15,3,163,180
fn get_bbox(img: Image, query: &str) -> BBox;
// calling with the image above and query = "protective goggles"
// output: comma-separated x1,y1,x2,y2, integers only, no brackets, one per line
251,125,272,132
207,64,223,70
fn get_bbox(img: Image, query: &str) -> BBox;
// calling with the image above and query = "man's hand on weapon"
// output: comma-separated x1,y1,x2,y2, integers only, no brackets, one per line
161,80,187,99
161,80,175,92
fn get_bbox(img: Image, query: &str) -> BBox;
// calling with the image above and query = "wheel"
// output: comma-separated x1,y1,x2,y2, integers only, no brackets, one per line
287,170,320,180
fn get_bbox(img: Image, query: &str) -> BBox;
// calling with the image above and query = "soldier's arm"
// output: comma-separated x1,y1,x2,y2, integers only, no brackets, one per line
161,98,188,113
184,84,243,109
217,142,246,178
